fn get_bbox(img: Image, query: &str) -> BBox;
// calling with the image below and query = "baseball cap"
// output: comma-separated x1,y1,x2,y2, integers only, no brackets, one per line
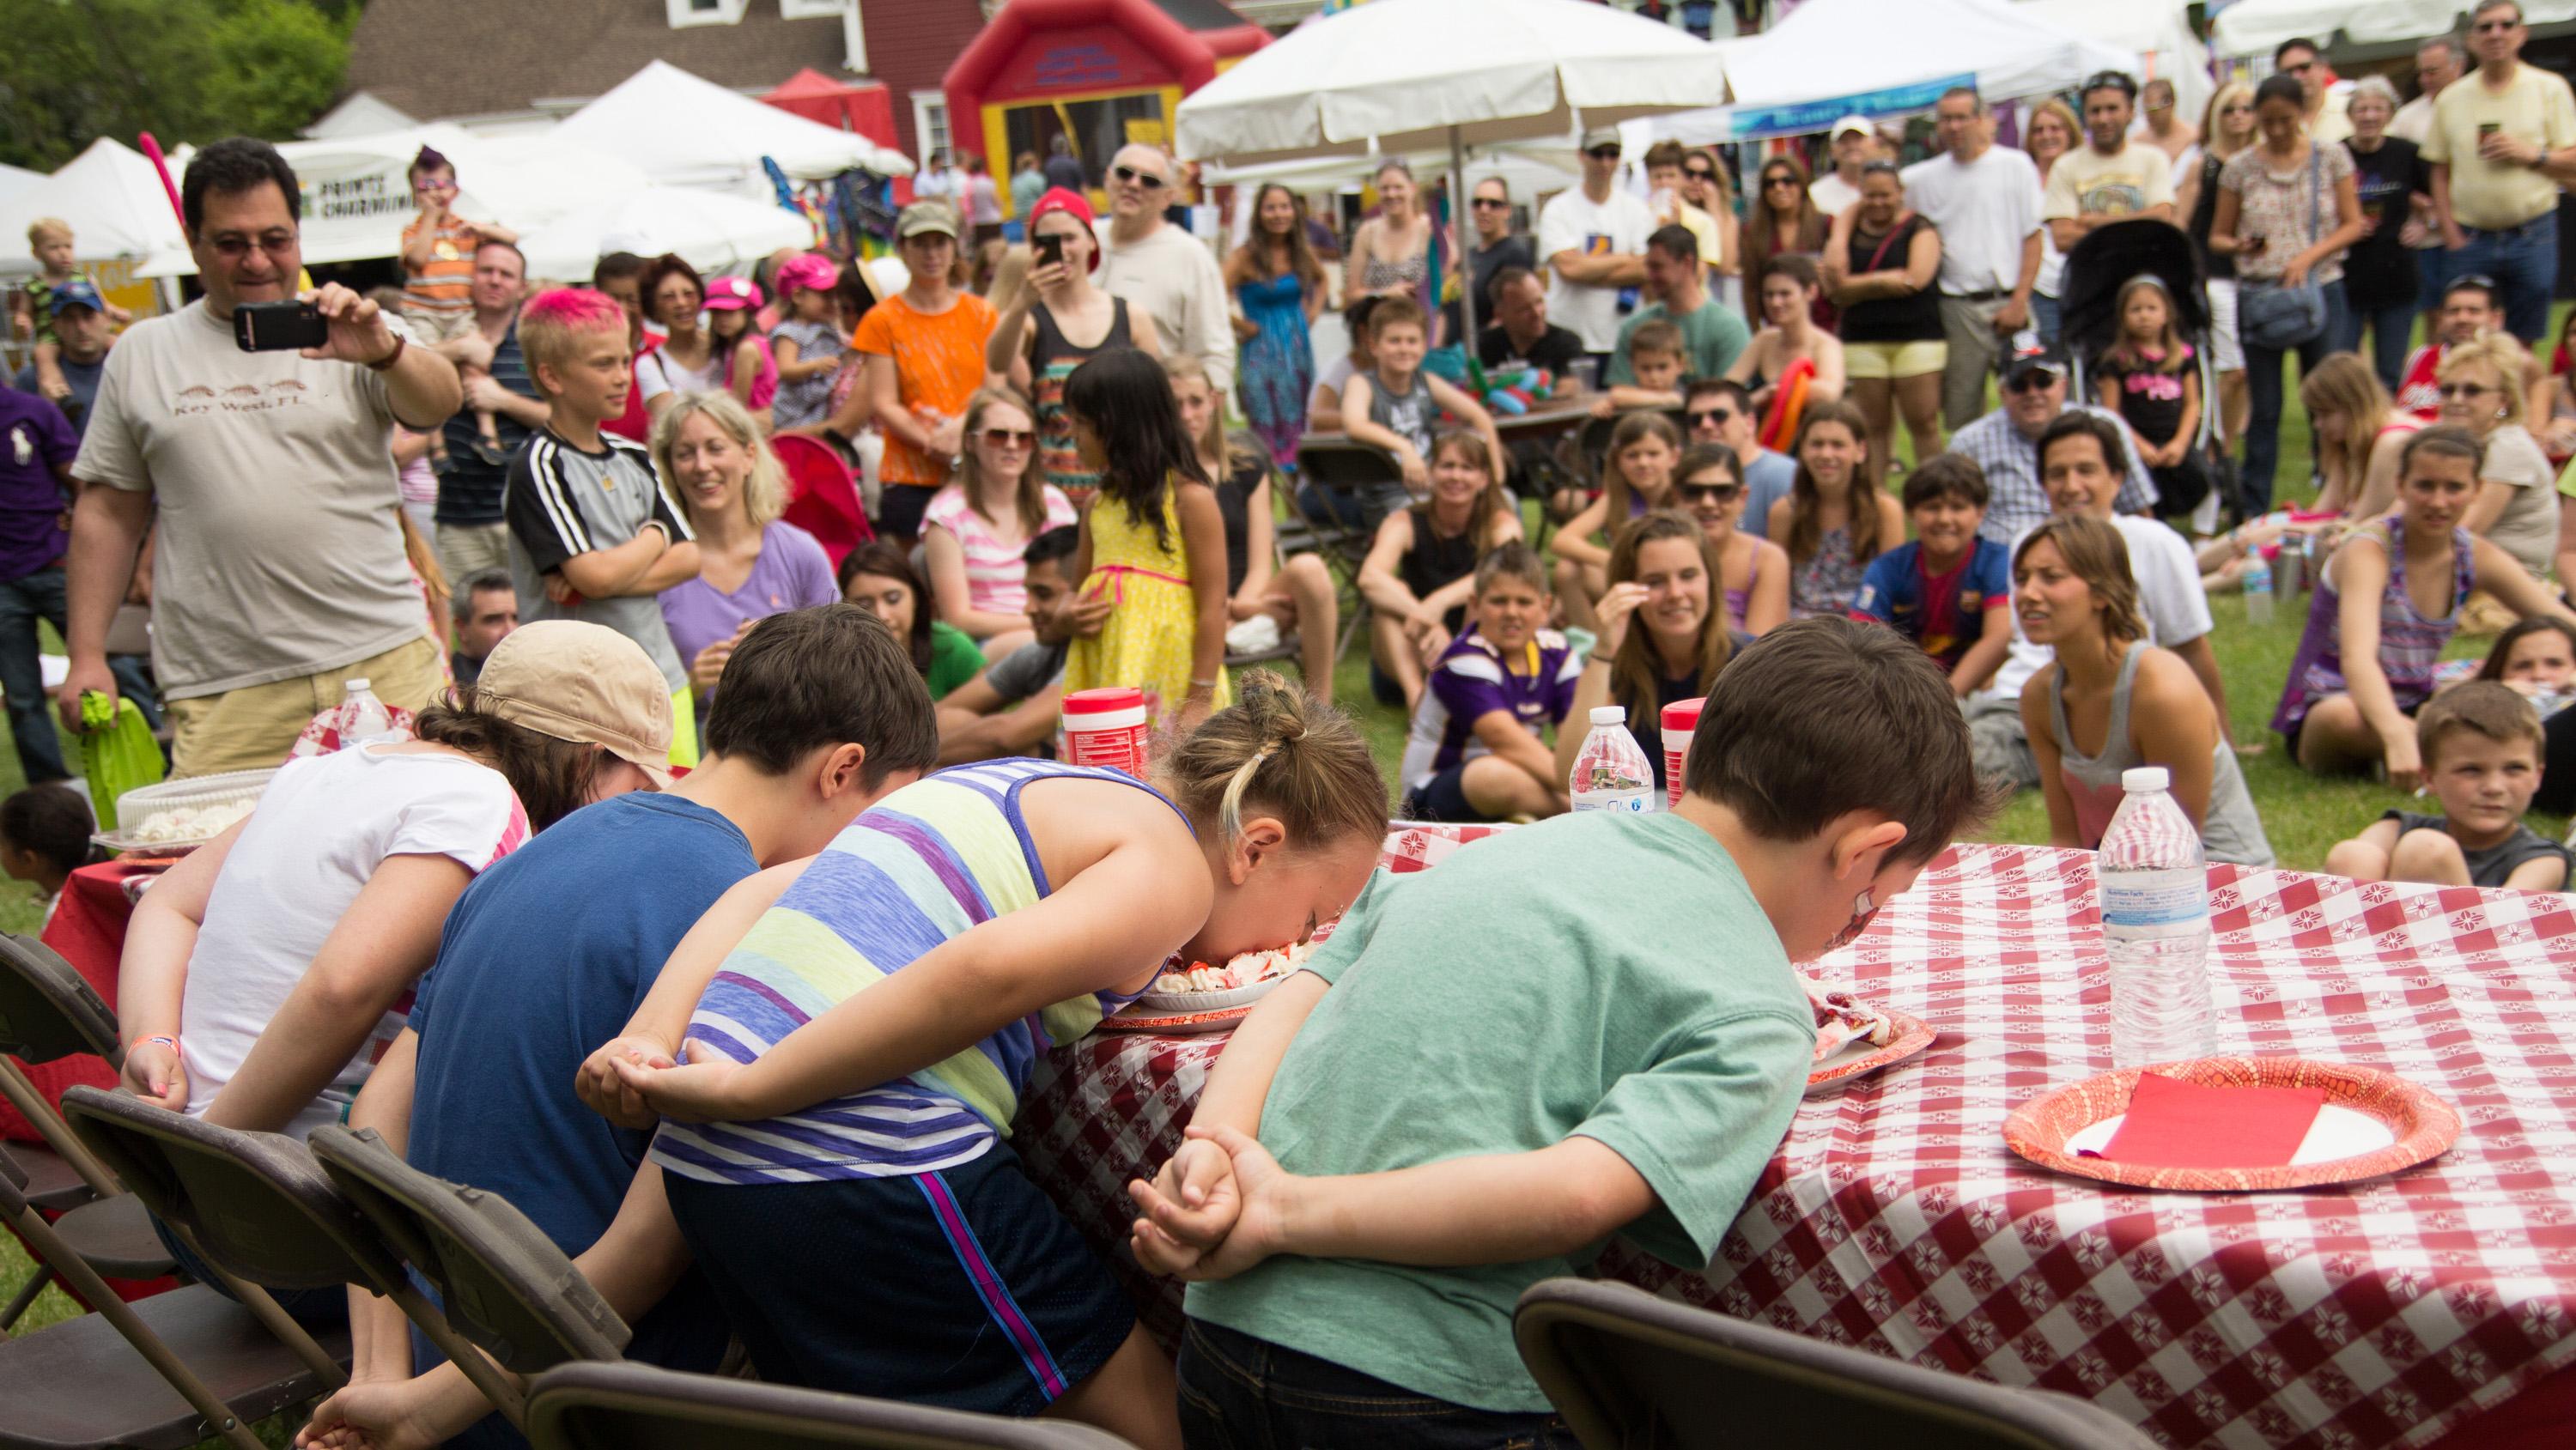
703,275,763,312
48,278,105,317
773,252,840,296
1831,115,1874,141
1024,188,1101,272
1580,127,1623,153
2006,337,2070,384
470,620,677,789
897,201,961,240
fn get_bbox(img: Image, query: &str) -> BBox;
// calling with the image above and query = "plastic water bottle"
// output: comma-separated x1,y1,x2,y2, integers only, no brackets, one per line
2098,766,2216,1068
2241,551,2273,626
341,678,395,743
1569,706,1657,814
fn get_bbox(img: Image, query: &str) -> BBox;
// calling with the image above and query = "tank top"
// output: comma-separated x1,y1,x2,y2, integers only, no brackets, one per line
1213,456,1260,596
1030,297,1137,498
2270,519,2476,737
1402,505,1483,634
2050,642,2274,867
1836,214,1943,344
653,759,1191,1185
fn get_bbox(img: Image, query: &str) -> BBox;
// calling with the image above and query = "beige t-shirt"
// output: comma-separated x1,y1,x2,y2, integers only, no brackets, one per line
2042,142,2176,222
2422,62,2576,230
2479,423,2560,584
72,300,428,700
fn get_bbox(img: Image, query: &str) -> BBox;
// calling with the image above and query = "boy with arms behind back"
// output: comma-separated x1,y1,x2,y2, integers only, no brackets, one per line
1133,616,1990,1441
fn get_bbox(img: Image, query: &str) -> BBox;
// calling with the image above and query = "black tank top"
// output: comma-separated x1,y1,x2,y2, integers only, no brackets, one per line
1029,295,1133,374
1402,505,1482,634
1837,214,1944,343
1214,456,1260,596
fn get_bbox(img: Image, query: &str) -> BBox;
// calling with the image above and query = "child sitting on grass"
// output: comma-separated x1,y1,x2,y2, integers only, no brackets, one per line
2476,616,2576,719
0,784,98,925
1553,411,1684,634
1398,543,1583,822
1850,453,2012,696
2324,682,2571,891
1128,616,1989,1444
1590,319,1689,417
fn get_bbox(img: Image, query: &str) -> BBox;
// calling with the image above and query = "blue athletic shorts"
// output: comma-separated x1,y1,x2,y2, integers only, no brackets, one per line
1400,763,1481,823
663,1140,1133,1416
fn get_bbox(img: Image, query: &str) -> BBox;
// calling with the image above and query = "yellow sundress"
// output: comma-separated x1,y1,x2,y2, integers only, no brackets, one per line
1065,481,1233,723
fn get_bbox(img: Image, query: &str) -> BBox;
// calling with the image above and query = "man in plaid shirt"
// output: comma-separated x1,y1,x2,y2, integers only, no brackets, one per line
1953,344,2158,544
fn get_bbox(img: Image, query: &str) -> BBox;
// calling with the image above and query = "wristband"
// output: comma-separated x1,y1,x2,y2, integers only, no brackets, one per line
365,331,406,372
138,1034,177,1054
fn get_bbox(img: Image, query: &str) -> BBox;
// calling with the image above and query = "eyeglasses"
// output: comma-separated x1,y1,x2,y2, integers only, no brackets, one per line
981,428,1036,447
2475,18,2518,31
203,232,299,259
1111,164,1168,190
1763,174,1801,188
1470,197,1511,210
2437,382,2497,398
1684,165,1717,180
2006,370,2063,392
1677,482,1741,502
1585,146,1623,161
1686,407,1736,427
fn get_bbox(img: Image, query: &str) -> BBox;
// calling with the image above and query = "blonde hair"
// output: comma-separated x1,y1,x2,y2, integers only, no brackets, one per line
1158,670,1390,849
1163,354,1266,480
2024,99,2081,166
2201,82,2257,162
650,391,788,530
2298,355,2397,496
2438,334,2532,425
27,218,70,249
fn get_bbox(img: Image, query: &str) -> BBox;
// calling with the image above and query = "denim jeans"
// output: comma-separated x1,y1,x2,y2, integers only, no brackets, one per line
2239,279,2348,513
1176,1320,1577,1450
2336,294,2420,392
2028,291,2063,349
2449,209,2559,345
0,567,70,785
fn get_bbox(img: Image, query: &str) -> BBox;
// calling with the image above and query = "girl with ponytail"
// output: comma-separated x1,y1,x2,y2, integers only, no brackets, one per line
578,670,1389,1442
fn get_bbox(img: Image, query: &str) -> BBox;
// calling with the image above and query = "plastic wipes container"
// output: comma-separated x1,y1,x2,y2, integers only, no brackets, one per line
1661,696,1704,810
97,767,279,856
1062,687,1151,777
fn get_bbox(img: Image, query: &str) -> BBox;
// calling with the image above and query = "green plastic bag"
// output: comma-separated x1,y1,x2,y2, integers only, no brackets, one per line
77,691,165,834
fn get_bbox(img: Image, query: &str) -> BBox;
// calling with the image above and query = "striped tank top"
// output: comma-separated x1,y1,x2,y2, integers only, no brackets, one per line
651,759,1188,1185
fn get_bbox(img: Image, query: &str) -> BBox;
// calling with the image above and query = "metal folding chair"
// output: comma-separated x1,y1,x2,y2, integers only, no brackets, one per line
1514,1277,2158,1450
0,1142,346,1450
1290,437,1407,661
0,931,177,1328
526,1360,1139,1450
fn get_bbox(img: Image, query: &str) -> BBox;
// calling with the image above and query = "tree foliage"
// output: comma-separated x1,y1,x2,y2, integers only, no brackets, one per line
0,0,352,172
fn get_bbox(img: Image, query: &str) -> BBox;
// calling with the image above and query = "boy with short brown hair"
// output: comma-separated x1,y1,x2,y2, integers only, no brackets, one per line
1595,318,1688,416
2325,682,2571,890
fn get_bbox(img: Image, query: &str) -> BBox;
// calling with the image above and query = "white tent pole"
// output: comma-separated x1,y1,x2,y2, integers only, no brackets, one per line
1449,124,1477,359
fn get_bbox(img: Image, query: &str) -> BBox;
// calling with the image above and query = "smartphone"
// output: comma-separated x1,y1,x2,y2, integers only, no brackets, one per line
1034,233,1066,270
234,300,328,353
2480,121,2504,139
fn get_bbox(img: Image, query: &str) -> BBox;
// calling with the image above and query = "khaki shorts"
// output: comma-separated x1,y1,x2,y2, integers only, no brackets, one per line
401,306,479,345
167,635,445,779
1844,338,1950,381
436,522,511,595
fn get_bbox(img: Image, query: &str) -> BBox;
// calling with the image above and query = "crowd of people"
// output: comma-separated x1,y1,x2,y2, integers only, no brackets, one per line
7,12,2576,1446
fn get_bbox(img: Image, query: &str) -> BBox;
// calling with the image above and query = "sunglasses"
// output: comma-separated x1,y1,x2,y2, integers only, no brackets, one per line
1684,165,1717,179
2007,370,2063,392
1470,197,1511,210
981,428,1036,447
2281,60,2315,74
2475,18,2518,31
1763,174,1801,188
1686,406,1736,427
1111,164,1168,190
1585,146,1623,161
1678,482,1741,503
2437,382,2497,398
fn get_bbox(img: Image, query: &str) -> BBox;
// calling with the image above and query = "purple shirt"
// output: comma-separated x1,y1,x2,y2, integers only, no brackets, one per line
658,521,837,673
0,389,75,581
1398,627,1584,787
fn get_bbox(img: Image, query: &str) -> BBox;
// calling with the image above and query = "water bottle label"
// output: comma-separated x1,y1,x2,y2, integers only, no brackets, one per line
1572,789,1654,813
2101,867,2208,936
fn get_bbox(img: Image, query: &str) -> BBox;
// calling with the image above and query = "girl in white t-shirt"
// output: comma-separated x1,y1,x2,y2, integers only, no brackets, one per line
116,621,677,1143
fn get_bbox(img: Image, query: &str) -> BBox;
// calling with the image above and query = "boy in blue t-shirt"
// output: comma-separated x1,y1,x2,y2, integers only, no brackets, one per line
1850,453,2012,695
1129,617,1991,1441
1397,543,1583,822
298,604,939,1450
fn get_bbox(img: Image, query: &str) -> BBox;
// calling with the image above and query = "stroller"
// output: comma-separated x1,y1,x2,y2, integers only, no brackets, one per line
2058,219,2239,525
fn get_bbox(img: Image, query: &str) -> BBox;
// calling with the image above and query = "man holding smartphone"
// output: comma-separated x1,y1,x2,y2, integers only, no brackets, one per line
2425,0,2576,343
58,137,464,777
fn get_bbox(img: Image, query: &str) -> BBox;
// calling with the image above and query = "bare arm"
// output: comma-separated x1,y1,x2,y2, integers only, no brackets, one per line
113,819,240,1109
2020,672,2082,848
1950,599,2013,697
923,524,1028,638
57,482,152,726
1554,658,1617,784
936,683,1063,764
555,524,695,599
2470,531,2576,623
1473,708,1561,797
1232,475,1279,610
1176,483,1231,725
1356,509,1426,616
1548,250,1646,288
865,354,935,455
2432,163,2465,250
1741,540,1789,636
1268,1133,1656,1267
2127,650,2222,830
1424,375,1507,488
2557,494,2576,595
1552,494,1613,567
2464,477,2521,537
2332,537,2419,781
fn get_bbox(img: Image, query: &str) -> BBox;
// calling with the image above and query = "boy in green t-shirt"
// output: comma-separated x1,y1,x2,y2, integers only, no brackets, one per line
1129,616,1990,1437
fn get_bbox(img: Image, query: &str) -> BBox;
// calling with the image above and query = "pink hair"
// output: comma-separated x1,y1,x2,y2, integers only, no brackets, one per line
519,287,629,383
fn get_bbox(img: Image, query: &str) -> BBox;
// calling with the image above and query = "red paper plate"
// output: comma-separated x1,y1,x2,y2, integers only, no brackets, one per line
1805,1008,1936,1095
2004,1056,2461,1192
1098,1004,1254,1035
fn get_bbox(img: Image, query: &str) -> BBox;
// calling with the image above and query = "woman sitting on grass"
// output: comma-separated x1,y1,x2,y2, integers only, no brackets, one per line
1554,512,1735,802
1671,444,1788,636
1358,430,1523,710
1552,411,1682,635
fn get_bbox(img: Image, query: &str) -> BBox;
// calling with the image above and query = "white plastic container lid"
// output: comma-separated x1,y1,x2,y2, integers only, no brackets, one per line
345,677,372,692
2121,766,2171,792
1589,705,1625,725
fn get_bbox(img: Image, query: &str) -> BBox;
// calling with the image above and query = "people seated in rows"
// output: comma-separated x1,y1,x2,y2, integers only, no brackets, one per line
1822,161,1945,492
1172,355,1339,702
1556,412,1683,634
1358,430,1524,711
578,676,1387,1447
300,605,940,1448
447,571,517,688
2430,334,2560,584
1555,511,1736,801
1398,543,1582,823
1333,298,1504,533
835,540,987,703
989,188,1156,507
654,391,836,720
1725,255,1844,425
1773,401,1903,620
1686,378,1798,540
936,527,1094,764
2326,682,2568,890
504,288,700,766
2016,513,2274,867
1953,344,2157,545
1674,444,1789,636
2396,275,2507,421
1132,619,1985,1447
923,386,1078,660
1850,453,2011,695
2274,426,2575,786
2093,274,2212,528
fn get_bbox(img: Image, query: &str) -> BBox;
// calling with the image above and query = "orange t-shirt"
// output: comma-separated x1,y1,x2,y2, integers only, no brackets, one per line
852,292,998,486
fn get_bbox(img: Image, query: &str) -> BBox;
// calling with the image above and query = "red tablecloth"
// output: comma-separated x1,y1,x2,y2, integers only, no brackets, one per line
1018,832,2576,1450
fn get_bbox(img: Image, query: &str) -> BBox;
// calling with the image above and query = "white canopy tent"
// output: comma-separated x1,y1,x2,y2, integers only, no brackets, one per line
516,186,817,282
2019,0,2214,122
0,138,185,278
1646,0,2137,143
2210,0,2576,55
0,164,41,209
556,60,911,202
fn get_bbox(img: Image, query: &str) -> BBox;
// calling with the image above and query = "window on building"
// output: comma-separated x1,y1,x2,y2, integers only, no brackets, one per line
667,0,744,26
912,93,952,169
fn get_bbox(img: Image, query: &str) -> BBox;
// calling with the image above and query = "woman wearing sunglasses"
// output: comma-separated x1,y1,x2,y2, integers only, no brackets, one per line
923,386,1078,662
1677,149,1744,313
653,391,840,714
1741,155,1833,332
1674,443,1789,636
2430,335,2561,585
2174,80,2259,452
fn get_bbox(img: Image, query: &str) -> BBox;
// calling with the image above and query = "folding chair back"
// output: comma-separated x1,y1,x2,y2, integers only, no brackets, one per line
1293,437,1403,503
1514,1278,2159,1450
307,1125,630,1372
60,1085,398,1295
0,931,120,1065
526,1361,1141,1450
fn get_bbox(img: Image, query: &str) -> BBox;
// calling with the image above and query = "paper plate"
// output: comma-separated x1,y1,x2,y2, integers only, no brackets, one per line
1805,1008,1936,1096
2003,1057,2460,1192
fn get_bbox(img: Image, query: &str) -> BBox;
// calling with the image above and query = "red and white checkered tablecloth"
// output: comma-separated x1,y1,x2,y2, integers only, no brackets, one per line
1015,832,2576,1450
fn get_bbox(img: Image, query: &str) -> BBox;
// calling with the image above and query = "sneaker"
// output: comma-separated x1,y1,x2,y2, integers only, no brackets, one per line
471,438,512,466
